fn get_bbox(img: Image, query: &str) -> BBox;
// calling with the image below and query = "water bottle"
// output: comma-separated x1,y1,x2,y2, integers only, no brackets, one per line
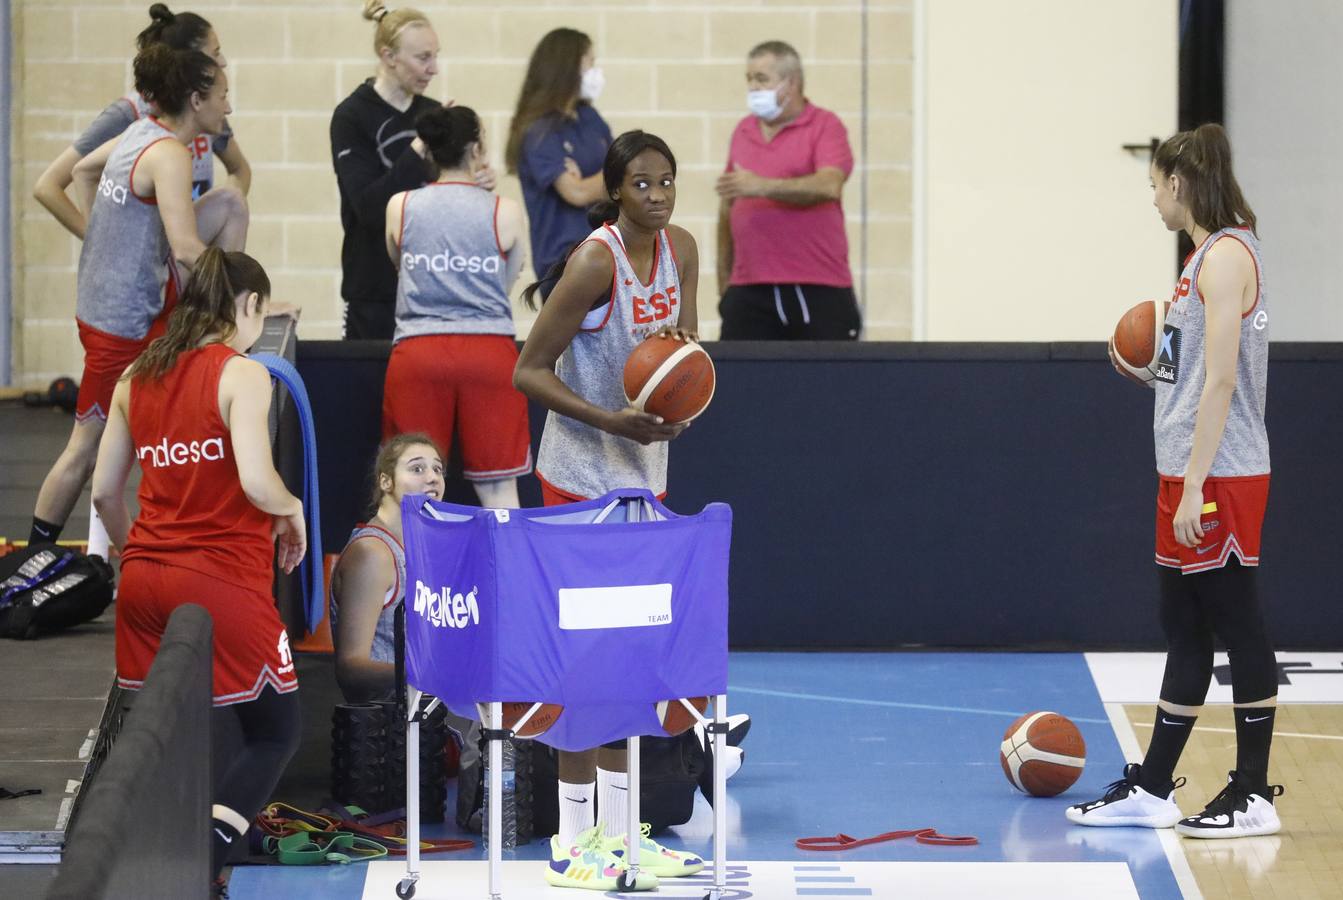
483,737,518,851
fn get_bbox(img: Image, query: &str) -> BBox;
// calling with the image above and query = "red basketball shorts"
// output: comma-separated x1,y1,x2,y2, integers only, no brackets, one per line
382,334,532,482
74,296,173,422
1155,474,1270,574
116,558,298,706
537,473,667,507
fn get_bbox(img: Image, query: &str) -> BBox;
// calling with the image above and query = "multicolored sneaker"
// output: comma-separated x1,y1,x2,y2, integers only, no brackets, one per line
1175,771,1284,839
544,827,659,892
602,822,706,878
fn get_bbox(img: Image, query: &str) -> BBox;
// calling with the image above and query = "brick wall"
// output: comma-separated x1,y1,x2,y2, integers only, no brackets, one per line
11,1,912,385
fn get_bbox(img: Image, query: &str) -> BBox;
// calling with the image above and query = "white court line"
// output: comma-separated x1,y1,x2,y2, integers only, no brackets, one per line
1105,703,1203,900
1130,721,1343,742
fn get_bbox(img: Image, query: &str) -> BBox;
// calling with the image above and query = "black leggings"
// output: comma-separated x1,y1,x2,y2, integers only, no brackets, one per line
214,686,302,825
1158,559,1277,707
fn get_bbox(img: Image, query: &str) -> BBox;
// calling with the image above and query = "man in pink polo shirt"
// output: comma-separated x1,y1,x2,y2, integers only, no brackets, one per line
715,41,859,340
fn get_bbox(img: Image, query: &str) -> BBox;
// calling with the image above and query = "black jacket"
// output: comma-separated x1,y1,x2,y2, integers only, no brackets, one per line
330,81,438,306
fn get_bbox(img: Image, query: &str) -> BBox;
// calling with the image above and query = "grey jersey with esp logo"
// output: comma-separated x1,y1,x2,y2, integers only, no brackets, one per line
76,117,178,340
394,181,514,342
1153,227,1270,477
536,224,681,499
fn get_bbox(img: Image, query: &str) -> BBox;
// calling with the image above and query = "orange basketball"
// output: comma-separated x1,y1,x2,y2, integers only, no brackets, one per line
999,711,1086,797
1111,300,1170,384
655,696,709,736
623,338,715,424
476,701,563,739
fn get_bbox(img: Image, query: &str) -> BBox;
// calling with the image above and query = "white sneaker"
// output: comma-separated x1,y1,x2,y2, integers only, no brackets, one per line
1175,771,1283,839
1065,763,1184,828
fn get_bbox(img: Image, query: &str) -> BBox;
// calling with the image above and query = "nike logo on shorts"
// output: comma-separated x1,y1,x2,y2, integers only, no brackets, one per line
1195,541,1220,555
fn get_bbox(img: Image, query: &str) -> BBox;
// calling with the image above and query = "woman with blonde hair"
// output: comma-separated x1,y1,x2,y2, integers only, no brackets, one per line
331,2,496,338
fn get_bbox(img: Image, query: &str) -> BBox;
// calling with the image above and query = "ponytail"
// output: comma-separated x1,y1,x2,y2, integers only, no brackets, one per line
521,130,676,310
1153,123,1257,235
363,1,432,56
520,201,617,310
133,42,218,117
137,4,212,53
125,248,271,382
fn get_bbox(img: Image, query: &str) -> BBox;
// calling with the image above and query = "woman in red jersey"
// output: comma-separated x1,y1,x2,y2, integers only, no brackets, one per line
91,248,305,887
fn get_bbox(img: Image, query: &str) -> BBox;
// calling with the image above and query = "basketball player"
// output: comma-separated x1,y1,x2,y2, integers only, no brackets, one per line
89,248,303,890
329,434,444,703
513,131,703,891
32,4,250,240
29,44,243,560
1068,124,1282,838
381,106,530,508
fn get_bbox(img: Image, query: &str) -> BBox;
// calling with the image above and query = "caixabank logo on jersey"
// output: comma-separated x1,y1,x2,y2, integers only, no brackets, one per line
1155,323,1182,384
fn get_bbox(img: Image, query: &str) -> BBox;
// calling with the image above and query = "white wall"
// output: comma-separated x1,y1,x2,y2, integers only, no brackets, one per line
920,0,1178,341
1227,0,1343,340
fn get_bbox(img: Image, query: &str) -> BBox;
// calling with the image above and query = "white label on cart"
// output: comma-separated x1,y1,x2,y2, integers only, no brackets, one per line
558,584,672,630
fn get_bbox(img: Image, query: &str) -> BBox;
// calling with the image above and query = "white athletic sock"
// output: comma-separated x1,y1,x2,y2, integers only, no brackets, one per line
558,780,595,847
87,498,110,561
597,767,629,838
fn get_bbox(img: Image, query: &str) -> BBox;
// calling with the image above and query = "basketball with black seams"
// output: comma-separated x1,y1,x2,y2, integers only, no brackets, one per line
477,701,563,738
1111,299,1171,384
656,696,709,736
999,711,1086,796
623,338,715,424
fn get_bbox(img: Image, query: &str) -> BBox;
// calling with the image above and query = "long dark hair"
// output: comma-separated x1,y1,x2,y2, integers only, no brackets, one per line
505,28,590,173
521,130,677,310
137,3,212,52
133,42,219,117
416,105,480,173
1153,123,1257,235
125,248,270,382
369,433,443,514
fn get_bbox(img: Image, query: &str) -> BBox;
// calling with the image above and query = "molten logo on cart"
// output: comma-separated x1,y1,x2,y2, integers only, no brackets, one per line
557,583,673,630
412,581,480,629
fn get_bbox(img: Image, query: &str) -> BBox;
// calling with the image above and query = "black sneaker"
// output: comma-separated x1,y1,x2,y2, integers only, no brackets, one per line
1065,763,1184,828
1175,770,1283,839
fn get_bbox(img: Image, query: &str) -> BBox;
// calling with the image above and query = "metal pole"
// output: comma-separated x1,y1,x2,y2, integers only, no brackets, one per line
405,688,421,882
1,0,14,384
859,0,869,335
488,701,502,900
625,735,641,880
711,693,728,898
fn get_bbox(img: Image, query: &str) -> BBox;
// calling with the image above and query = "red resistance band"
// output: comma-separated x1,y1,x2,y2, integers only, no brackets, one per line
796,828,979,850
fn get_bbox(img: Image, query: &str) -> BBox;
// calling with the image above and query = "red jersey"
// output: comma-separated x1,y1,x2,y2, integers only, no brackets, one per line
122,343,274,594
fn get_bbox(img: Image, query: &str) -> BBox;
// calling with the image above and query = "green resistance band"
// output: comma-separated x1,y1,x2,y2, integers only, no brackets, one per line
264,830,389,865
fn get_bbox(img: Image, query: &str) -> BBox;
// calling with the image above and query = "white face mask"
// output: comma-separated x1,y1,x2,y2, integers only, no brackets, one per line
747,86,784,121
580,66,605,102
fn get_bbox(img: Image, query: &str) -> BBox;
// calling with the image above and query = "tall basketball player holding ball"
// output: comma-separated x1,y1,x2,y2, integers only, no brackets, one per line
514,131,704,891
1068,125,1282,838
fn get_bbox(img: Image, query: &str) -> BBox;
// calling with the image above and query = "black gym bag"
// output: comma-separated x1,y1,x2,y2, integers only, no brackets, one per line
0,544,114,639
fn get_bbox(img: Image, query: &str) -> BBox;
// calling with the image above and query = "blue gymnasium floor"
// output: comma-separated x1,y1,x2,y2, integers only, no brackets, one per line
229,653,1184,899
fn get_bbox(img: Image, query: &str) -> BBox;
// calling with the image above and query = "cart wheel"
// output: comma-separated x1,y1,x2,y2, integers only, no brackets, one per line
395,878,416,899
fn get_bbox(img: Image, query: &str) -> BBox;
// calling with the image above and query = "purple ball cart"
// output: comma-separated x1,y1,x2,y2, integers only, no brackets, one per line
395,490,732,899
